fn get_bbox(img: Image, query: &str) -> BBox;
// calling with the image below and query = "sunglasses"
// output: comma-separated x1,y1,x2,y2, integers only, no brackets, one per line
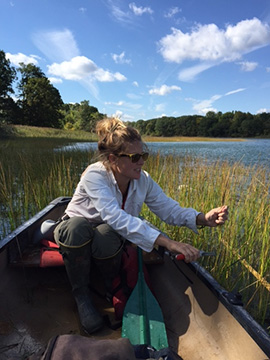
119,152,149,163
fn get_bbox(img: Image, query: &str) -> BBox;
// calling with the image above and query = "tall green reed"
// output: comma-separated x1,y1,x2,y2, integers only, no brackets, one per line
143,152,270,326
0,139,269,329
0,139,94,232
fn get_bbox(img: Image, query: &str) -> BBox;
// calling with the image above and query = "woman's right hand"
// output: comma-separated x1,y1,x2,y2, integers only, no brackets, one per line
155,234,200,263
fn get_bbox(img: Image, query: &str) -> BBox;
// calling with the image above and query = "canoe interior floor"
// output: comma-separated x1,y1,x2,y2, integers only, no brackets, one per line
2,243,268,360
0,262,122,359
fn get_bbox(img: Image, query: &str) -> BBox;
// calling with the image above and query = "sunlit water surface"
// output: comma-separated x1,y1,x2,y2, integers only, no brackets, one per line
59,139,270,169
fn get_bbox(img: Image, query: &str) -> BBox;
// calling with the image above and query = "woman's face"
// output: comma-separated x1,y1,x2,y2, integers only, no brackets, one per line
110,141,145,184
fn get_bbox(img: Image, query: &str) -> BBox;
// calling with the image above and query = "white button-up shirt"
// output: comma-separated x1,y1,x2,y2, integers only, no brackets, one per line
66,162,200,252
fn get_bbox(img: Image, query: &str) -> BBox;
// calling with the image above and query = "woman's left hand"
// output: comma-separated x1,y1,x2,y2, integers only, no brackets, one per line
197,205,229,227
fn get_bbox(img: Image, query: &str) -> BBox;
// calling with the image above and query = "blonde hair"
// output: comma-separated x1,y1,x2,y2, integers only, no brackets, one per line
96,117,143,166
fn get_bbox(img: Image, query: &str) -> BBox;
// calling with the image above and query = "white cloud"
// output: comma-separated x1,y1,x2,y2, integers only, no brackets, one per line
132,81,139,87
164,7,181,18
6,52,39,66
48,77,63,84
149,84,181,95
105,100,142,111
111,51,131,64
238,61,258,72
105,101,124,106
48,56,97,80
193,95,221,115
47,56,127,82
129,3,153,16
110,109,135,122
32,29,80,62
178,63,213,81
256,108,269,114
107,1,133,24
79,7,87,13
112,110,124,119
107,1,152,26
95,68,127,82
225,88,246,96
192,88,246,114
195,106,218,115
159,18,270,64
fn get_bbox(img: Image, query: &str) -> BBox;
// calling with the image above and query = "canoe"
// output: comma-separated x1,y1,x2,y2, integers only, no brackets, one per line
0,196,270,359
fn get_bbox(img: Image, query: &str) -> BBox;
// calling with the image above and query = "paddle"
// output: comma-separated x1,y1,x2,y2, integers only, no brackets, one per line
121,247,168,350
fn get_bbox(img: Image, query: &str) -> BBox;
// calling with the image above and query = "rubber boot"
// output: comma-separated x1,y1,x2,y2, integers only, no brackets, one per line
93,251,122,302
61,247,104,334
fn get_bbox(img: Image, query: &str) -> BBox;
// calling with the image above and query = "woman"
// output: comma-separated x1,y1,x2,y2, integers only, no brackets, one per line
54,117,228,334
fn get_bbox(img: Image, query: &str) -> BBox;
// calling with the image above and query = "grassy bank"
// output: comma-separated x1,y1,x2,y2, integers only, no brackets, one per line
1,124,245,142
11,125,97,141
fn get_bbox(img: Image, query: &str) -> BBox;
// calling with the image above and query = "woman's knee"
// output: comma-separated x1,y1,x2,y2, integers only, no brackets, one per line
92,224,124,259
54,217,94,248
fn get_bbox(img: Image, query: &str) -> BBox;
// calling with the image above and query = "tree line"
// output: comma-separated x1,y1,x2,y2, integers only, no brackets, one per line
127,110,270,138
1,49,270,138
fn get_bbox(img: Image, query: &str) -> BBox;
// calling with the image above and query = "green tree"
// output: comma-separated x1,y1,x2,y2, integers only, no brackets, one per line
0,50,18,124
130,119,147,135
17,63,63,127
230,111,246,137
61,103,76,129
61,101,104,131
17,63,45,93
240,112,257,137
217,112,234,137
185,116,198,136
256,112,270,136
174,116,186,136
155,117,173,136
144,119,156,135
77,100,103,131
196,112,217,137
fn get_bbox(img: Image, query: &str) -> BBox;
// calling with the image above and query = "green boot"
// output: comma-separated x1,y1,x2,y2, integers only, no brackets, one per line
61,247,104,334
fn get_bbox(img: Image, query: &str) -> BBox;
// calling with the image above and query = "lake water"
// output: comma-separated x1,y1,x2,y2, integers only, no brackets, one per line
60,139,270,170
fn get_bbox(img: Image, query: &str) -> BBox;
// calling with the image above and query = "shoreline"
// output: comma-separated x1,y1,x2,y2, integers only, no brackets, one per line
143,136,246,142
1,125,247,142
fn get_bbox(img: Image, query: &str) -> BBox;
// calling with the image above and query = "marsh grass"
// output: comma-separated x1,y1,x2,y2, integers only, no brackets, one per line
0,138,269,330
143,152,270,327
12,125,98,141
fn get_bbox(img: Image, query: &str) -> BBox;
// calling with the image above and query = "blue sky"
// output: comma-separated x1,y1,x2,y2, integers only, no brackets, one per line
1,0,270,122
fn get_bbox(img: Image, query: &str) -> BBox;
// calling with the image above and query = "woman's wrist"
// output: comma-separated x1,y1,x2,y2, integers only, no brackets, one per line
155,234,174,252
196,213,207,227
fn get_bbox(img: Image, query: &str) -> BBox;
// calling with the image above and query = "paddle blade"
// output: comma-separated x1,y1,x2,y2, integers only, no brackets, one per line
122,272,168,350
